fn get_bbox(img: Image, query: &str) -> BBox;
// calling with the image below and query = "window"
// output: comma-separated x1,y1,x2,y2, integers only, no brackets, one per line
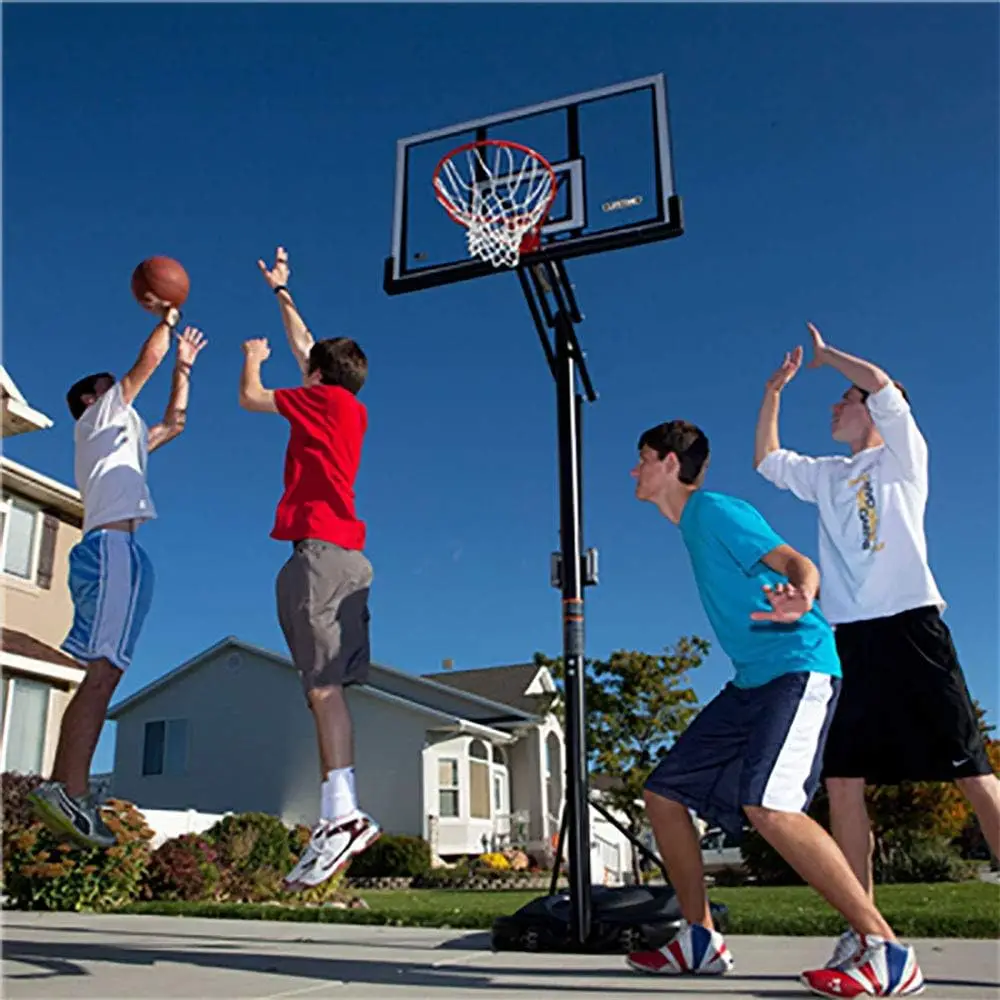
0,675,51,774
0,496,40,580
142,719,188,776
469,739,490,819
438,758,459,817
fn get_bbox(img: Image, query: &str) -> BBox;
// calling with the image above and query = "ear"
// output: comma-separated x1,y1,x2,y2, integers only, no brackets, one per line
663,451,680,476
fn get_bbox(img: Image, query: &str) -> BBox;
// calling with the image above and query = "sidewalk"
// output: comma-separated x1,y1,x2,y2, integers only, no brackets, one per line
3,912,998,999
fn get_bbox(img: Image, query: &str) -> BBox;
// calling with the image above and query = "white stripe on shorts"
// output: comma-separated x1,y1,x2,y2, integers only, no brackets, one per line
91,532,136,662
760,672,836,813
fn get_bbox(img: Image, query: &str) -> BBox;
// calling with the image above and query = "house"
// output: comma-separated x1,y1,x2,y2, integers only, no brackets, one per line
107,639,637,879
108,638,567,860
1,366,86,776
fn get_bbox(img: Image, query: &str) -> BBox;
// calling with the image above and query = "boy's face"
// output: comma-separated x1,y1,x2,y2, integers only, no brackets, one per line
831,387,873,443
632,445,675,503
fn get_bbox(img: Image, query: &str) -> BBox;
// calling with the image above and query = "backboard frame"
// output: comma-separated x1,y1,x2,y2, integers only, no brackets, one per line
383,73,683,295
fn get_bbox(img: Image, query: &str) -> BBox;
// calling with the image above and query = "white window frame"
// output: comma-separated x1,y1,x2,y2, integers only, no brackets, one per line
0,673,54,774
437,756,460,819
0,493,42,583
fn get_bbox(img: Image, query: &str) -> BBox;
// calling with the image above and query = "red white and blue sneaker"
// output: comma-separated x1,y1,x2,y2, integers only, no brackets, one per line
627,919,734,976
283,811,380,892
802,934,925,997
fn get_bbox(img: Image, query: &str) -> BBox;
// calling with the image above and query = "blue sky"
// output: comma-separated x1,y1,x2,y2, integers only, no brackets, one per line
3,4,997,775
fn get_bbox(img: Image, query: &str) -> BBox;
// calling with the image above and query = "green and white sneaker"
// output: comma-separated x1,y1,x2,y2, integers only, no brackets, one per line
28,781,116,849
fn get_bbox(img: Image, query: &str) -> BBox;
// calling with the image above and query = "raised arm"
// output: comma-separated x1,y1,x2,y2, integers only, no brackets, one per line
805,322,925,482
239,338,279,414
805,322,890,394
120,301,181,406
148,327,208,453
755,347,802,467
258,246,314,376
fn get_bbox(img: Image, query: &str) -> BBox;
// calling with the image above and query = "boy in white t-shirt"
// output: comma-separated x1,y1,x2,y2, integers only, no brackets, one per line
29,303,206,849
755,322,999,967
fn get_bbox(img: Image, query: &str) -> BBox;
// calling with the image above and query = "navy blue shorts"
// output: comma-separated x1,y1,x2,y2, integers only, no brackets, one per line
645,671,840,839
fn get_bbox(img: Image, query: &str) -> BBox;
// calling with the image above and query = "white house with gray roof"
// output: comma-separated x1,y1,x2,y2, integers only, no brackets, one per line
107,637,583,862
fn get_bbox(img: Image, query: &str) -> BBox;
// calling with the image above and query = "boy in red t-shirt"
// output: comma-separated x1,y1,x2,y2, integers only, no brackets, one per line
239,247,379,889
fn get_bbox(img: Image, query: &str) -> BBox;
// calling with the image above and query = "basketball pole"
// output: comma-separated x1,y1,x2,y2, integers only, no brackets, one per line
519,257,598,947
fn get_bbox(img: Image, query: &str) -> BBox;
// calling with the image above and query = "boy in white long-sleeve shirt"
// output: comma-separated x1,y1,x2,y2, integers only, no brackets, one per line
754,323,999,968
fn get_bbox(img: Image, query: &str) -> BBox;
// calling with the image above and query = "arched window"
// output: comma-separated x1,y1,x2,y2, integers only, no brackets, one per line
469,739,490,819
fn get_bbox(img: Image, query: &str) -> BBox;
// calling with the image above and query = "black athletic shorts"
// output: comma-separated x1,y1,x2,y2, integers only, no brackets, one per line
823,605,993,784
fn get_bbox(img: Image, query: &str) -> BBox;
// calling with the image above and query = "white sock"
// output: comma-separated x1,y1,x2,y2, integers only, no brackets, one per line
321,767,357,822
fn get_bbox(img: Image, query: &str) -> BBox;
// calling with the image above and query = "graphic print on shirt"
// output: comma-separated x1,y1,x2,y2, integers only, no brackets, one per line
848,471,884,552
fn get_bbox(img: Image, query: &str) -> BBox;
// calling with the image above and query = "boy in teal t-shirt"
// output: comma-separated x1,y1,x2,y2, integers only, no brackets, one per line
624,420,923,999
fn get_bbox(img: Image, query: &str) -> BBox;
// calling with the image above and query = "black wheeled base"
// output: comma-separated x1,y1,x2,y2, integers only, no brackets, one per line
491,885,729,954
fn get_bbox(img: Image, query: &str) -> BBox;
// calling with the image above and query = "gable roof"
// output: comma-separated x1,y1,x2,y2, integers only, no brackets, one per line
421,662,556,715
108,636,544,724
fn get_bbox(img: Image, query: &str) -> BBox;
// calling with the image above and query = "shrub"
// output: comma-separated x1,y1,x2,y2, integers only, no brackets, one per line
143,834,220,902
875,833,977,884
346,834,430,878
204,812,296,903
2,772,153,911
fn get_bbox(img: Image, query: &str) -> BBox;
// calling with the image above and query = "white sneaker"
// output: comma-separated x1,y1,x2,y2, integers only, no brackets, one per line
827,929,862,968
284,811,380,891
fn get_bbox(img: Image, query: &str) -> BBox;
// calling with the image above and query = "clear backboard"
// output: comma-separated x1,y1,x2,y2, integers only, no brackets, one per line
383,74,683,295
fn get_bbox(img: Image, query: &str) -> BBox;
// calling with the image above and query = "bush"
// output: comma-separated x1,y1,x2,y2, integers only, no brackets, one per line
875,833,977,884
204,812,296,903
143,834,220,902
2,772,153,911
346,834,430,878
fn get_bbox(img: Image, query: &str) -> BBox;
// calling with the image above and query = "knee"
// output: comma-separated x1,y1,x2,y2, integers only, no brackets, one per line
743,805,776,832
307,684,345,708
83,659,122,693
956,773,1000,805
826,777,866,806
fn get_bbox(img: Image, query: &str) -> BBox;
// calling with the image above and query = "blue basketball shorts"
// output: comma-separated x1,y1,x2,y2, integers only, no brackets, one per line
62,530,155,672
645,670,841,839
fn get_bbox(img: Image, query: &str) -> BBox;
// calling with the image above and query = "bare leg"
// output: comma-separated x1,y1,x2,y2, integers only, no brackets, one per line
956,774,1000,864
307,684,354,776
50,659,121,798
744,806,895,940
826,777,875,897
643,789,713,930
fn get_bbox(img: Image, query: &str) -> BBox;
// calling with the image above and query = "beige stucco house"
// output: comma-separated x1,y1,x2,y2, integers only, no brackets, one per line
1,366,86,776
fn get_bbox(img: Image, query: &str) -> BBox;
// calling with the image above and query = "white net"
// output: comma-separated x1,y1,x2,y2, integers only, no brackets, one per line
434,141,556,269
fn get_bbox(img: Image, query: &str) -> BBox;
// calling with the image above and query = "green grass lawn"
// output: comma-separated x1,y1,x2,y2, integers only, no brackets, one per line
124,882,999,938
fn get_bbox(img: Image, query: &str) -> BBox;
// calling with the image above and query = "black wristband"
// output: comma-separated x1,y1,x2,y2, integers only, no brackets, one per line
274,285,290,296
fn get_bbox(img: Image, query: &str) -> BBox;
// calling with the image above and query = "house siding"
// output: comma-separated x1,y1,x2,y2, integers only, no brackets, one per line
111,647,430,832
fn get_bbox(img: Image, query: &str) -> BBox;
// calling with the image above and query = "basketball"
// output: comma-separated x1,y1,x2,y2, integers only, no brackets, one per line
131,256,190,310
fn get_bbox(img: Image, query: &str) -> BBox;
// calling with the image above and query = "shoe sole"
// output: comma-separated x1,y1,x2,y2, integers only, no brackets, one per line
285,826,382,893
626,957,731,976
27,793,113,851
800,975,925,998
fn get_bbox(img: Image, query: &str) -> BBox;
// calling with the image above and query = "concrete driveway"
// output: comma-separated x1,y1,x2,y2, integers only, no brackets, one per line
2,912,998,999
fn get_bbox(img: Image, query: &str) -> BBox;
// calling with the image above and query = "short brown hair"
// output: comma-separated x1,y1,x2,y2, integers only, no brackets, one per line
637,420,710,486
66,372,114,420
308,338,368,394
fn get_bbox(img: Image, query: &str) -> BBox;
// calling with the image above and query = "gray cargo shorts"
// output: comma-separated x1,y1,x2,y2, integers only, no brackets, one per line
276,539,373,695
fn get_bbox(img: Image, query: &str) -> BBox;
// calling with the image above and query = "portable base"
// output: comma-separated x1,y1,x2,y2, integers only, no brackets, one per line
491,884,729,954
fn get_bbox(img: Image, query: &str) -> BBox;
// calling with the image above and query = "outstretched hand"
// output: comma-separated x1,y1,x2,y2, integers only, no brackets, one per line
750,583,813,624
806,322,829,369
174,327,207,367
258,246,290,290
765,346,803,393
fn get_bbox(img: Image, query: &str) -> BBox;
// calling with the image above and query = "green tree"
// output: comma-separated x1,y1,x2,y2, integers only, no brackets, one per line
535,635,710,880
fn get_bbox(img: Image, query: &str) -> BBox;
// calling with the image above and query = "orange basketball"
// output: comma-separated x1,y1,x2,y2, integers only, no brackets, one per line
131,256,190,310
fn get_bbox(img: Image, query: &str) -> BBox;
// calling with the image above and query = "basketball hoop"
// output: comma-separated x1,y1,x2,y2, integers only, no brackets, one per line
433,139,557,270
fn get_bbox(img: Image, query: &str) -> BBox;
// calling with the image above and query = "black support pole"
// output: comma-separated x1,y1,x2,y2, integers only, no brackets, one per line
553,306,592,946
